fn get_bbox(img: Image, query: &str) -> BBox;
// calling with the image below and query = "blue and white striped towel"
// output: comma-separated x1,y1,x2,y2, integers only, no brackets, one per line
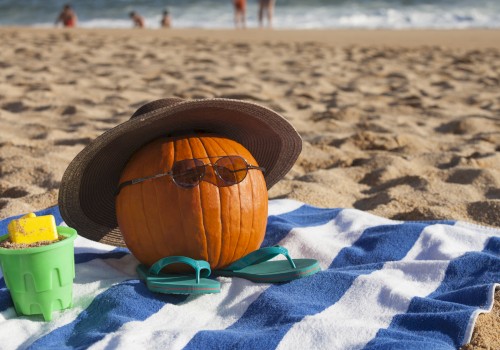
0,199,498,350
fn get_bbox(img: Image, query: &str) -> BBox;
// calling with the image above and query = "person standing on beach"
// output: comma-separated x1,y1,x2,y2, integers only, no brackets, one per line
258,0,275,28
233,0,246,29
161,9,172,28
129,11,145,28
55,4,78,28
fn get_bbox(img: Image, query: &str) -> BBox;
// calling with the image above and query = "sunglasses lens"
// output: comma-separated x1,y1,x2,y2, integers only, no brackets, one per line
172,158,205,187
214,156,248,186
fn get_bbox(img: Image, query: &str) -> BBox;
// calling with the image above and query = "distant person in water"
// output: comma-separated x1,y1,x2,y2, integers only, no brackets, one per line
161,9,171,28
258,0,274,28
55,4,77,28
233,0,246,29
129,11,145,28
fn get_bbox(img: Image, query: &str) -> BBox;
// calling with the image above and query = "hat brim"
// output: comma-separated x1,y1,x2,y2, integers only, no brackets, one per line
58,98,302,246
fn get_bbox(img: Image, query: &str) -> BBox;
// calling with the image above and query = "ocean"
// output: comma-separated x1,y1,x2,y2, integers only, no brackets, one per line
0,0,499,29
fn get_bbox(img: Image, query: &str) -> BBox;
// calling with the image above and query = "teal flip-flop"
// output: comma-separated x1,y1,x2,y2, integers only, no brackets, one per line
215,246,321,283
136,256,220,295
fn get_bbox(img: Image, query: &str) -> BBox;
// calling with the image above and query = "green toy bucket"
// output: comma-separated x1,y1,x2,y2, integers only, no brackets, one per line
0,226,77,321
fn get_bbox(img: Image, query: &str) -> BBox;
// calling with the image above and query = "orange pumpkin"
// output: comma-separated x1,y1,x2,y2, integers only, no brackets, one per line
115,134,268,271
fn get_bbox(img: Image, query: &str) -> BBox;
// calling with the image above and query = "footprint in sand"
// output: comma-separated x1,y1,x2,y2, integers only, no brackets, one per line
1,186,30,198
353,192,392,211
467,200,500,226
446,168,488,185
351,158,372,167
389,95,423,109
61,105,77,116
24,123,49,140
485,187,500,199
54,137,93,146
350,131,401,151
431,80,454,90
27,83,51,92
386,72,409,91
104,95,129,104
362,175,429,195
33,166,60,190
391,207,438,221
218,93,269,102
33,105,53,112
78,98,98,106
435,116,496,135
2,101,29,113
437,156,462,170
68,122,87,129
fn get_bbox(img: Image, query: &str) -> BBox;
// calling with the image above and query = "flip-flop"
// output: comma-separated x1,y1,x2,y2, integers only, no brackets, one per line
215,246,321,283
136,256,220,295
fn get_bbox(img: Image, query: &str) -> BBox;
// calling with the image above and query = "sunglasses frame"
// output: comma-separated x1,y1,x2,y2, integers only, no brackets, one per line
115,155,265,195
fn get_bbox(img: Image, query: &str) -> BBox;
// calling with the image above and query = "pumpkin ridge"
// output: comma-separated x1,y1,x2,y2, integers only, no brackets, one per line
140,181,156,262
189,136,209,262
212,136,241,268
119,149,150,263
234,146,257,261
172,139,191,258
161,139,189,264
245,157,256,257
198,136,225,268
140,147,165,263
212,136,244,265
152,142,171,263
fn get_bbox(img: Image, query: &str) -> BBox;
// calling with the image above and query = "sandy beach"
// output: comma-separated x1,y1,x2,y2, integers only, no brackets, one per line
0,27,498,348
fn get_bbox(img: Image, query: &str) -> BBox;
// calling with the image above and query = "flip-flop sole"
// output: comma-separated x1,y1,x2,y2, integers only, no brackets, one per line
137,264,220,295
215,259,321,283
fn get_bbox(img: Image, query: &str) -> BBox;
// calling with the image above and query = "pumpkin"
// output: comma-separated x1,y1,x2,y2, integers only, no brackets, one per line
115,134,268,271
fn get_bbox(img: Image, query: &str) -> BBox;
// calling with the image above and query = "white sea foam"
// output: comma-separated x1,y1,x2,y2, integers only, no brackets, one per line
2,0,500,29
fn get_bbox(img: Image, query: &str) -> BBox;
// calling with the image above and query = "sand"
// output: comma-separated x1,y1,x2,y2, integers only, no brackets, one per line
0,27,498,348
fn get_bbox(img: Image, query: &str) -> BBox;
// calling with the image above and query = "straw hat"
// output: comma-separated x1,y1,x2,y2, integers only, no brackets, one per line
58,98,302,246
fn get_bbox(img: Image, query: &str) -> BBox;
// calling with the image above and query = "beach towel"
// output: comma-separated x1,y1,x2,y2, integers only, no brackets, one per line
0,199,498,350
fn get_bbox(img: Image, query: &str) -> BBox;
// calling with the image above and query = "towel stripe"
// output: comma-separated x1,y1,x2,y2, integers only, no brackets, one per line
267,199,304,216
74,248,129,264
263,204,342,247
331,222,435,268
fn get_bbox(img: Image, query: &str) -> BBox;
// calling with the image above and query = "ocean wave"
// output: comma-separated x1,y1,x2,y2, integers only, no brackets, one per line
1,0,500,29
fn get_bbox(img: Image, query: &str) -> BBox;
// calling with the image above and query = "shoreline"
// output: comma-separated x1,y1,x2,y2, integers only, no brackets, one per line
1,27,500,49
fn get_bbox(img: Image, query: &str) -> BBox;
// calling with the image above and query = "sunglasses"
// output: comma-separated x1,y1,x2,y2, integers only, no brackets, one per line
116,155,265,195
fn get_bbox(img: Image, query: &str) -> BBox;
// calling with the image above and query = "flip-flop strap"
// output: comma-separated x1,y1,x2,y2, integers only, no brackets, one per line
149,256,211,284
224,246,297,271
